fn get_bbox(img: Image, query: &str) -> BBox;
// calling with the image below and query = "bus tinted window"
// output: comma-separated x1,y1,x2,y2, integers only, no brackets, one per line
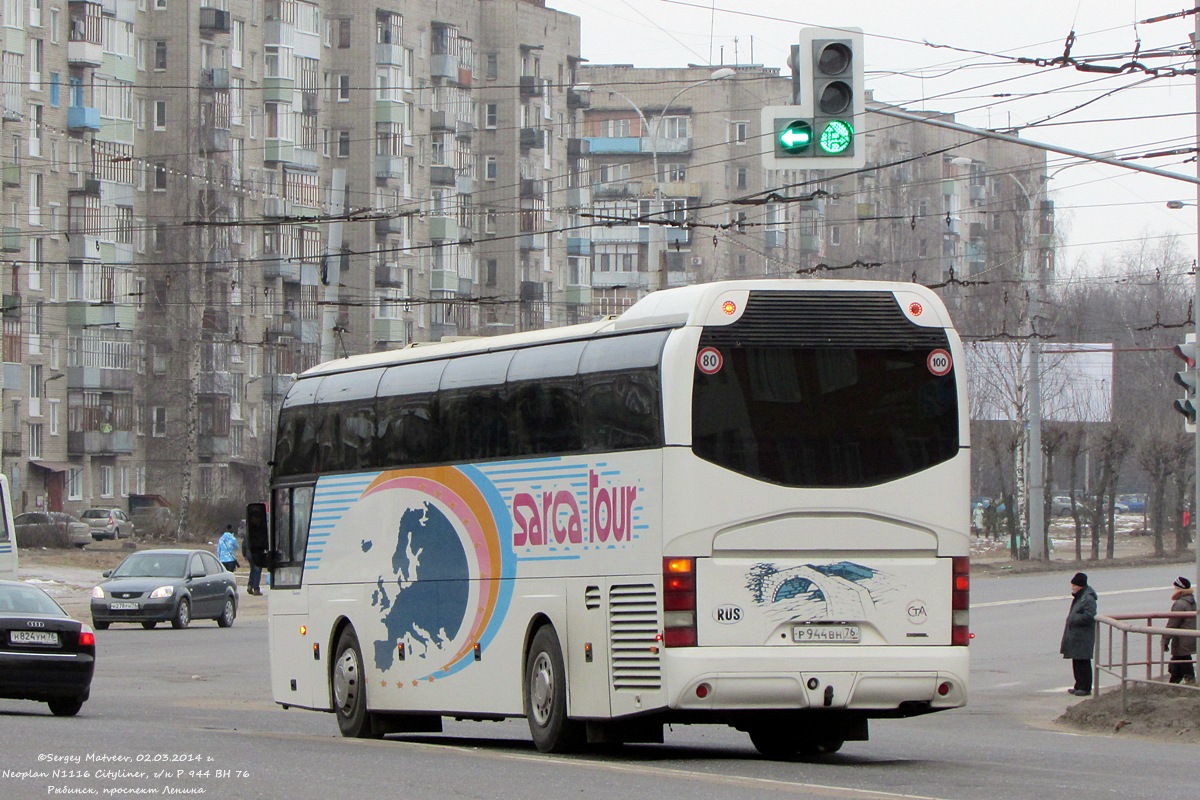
692,344,958,487
440,352,515,462
578,332,667,451
377,360,446,468
511,378,584,454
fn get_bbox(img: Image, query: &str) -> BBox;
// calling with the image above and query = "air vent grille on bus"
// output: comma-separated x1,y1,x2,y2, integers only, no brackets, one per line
609,584,662,691
701,291,950,349
585,585,601,611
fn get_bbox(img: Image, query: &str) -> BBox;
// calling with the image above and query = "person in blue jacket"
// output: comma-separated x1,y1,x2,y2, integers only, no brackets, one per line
217,524,239,572
1060,572,1098,696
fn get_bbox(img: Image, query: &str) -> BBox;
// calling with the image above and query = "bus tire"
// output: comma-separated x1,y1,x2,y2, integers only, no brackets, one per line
333,627,381,739
524,625,583,753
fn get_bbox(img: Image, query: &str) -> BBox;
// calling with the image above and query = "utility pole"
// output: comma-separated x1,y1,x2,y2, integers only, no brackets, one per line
1192,10,1200,599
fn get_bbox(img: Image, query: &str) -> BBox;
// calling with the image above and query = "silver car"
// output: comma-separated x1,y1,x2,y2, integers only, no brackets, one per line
14,512,93,548
80,508,134,540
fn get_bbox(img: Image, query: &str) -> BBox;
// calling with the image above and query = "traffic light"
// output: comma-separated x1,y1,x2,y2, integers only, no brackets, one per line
1174,333,1197,433
761,26,864,170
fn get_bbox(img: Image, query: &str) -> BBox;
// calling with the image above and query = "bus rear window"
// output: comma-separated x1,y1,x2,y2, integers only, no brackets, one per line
692,344,958,487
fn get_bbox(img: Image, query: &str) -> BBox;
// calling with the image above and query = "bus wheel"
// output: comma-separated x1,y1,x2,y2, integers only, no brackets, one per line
524,626,583,753
333,628,380,739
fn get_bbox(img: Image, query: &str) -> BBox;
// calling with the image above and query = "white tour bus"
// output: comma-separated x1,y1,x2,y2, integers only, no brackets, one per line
0,475,17,580
245,279,970,757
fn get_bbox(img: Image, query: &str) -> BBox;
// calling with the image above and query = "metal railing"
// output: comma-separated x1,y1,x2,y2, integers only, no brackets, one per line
1094,611,1198,710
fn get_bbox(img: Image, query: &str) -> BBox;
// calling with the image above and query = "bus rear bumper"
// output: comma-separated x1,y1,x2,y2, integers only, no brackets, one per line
661,646,968,714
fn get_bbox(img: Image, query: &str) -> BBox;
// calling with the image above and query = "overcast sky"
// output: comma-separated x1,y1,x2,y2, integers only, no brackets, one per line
551,0,1200,280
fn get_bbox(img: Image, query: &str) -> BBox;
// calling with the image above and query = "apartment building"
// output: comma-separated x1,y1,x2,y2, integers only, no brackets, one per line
577,65,1049,324
1,0,584,519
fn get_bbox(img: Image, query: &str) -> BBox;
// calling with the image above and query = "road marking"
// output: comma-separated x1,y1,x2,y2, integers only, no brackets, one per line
974,586,1161,608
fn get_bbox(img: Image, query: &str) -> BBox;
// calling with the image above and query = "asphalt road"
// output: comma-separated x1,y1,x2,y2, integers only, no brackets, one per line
0,564,1195,800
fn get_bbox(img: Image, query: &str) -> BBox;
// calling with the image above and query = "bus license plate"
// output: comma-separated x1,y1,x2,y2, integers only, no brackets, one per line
10,630,59,645
792,624,860,643
110,602,139,610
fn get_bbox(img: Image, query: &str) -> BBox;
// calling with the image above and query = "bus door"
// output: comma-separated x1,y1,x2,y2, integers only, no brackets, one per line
0,475,16,580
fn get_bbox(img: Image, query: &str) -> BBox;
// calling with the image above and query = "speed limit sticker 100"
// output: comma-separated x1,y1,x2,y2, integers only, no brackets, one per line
697,347,723,375
927,349,952,377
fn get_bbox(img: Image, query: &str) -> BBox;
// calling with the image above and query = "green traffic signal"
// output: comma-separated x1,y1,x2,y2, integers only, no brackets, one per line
778,120,813,153
818,119,853,155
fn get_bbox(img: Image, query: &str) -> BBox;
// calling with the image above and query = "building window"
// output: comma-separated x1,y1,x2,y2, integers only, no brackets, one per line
731,121,748,145
485,53,497,80
337,130,350,157
153,0,166,9
28,423,43,458
485,155,497,181
153,99,166,130
153,162,167,190
485,103,498,129
336,74,350,101
151,406,166,437
736,167,748,190
100,465,113,497
154,40,166,70
830,225,841,246
67,468,82,500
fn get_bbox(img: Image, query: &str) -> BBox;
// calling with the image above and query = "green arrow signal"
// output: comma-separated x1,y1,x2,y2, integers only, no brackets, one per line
778,121,813,152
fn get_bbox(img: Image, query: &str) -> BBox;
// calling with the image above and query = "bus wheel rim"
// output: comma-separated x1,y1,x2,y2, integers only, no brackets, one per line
334,648,359,712
530,652,554,726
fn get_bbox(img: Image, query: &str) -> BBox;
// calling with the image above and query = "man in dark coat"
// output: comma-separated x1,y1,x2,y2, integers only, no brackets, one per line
1060,572,1098,696
1164,576,1196,685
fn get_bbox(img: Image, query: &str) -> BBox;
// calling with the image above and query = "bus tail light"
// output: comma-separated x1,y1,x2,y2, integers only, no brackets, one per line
951,556,970,646
663,557,697,647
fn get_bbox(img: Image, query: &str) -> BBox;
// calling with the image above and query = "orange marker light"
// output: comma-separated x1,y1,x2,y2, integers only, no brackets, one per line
721,300,737,315
299,625,307,636
665,558,694,574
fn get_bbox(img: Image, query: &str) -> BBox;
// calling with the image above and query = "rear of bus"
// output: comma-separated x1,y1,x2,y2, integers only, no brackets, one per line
647,281,968,752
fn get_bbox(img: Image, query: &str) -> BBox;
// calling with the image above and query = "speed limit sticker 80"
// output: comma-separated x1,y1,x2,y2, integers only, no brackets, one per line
697,347,723,375
927,349,952,376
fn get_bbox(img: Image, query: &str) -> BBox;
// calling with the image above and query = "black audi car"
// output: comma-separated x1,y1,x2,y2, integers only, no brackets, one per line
0,579,96,716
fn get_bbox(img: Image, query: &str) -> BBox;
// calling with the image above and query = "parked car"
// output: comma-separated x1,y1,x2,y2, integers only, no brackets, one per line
0,579,96,716
90,549,237,630
128,494,174,535
14,511,93,548
80,508,134,540
1117,494,1147,513
1051,496,1074,516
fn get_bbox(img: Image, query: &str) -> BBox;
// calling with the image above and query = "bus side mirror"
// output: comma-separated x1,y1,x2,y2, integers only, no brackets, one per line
245,502,271,569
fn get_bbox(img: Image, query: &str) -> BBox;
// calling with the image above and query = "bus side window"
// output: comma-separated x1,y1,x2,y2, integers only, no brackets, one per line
578,332,667,452
510,378,583,455
439,352,514,463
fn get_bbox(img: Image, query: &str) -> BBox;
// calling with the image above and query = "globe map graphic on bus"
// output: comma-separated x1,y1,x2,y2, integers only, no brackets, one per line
370,501,470,672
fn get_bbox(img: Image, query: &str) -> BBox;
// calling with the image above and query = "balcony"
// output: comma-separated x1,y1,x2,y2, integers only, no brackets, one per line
566,187,591,207
455,175,475,195
797,233,820,254
263,138,295,164
428,216,458,241
198,371,232,395
430,110,454,131
375,216,405,236
67,39,104,67
375,155,404,180
200,127,230,153
646,136,692,154
3,228,22,252
373,318,408,344
377,42,405,66
429,165,455,186
970,184,988,202
519,233,545,251
519,178,543,198
198,435,231,459
656,181,702,199
200,67,230,90
520,128,546,150
263,196,291,218
1,431,19,456
68,105,101,132
519,76,544,98
564,284,592,306
584,136,641,154
567,237,591,256
567,90,590,109
197,188,230,216
199,7,230,33
69,236,102,260
263,256,301,282
430,269,458,292
69,176,101,196
455,119,474,140
567,138,590,158
764,230,786,249
263,76,294,104
2,162,18,186
592,271,649,289
374,98,406,124
593,181,642,199
431,54,459,81
375,263,406,289
68,430,134,456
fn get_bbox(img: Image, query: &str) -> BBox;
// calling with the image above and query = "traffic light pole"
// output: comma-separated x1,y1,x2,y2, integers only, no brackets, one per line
1192,10,1199,601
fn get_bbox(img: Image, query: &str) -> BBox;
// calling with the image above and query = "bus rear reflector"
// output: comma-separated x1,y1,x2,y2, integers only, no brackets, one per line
951,556,970,646
663,557,696,647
